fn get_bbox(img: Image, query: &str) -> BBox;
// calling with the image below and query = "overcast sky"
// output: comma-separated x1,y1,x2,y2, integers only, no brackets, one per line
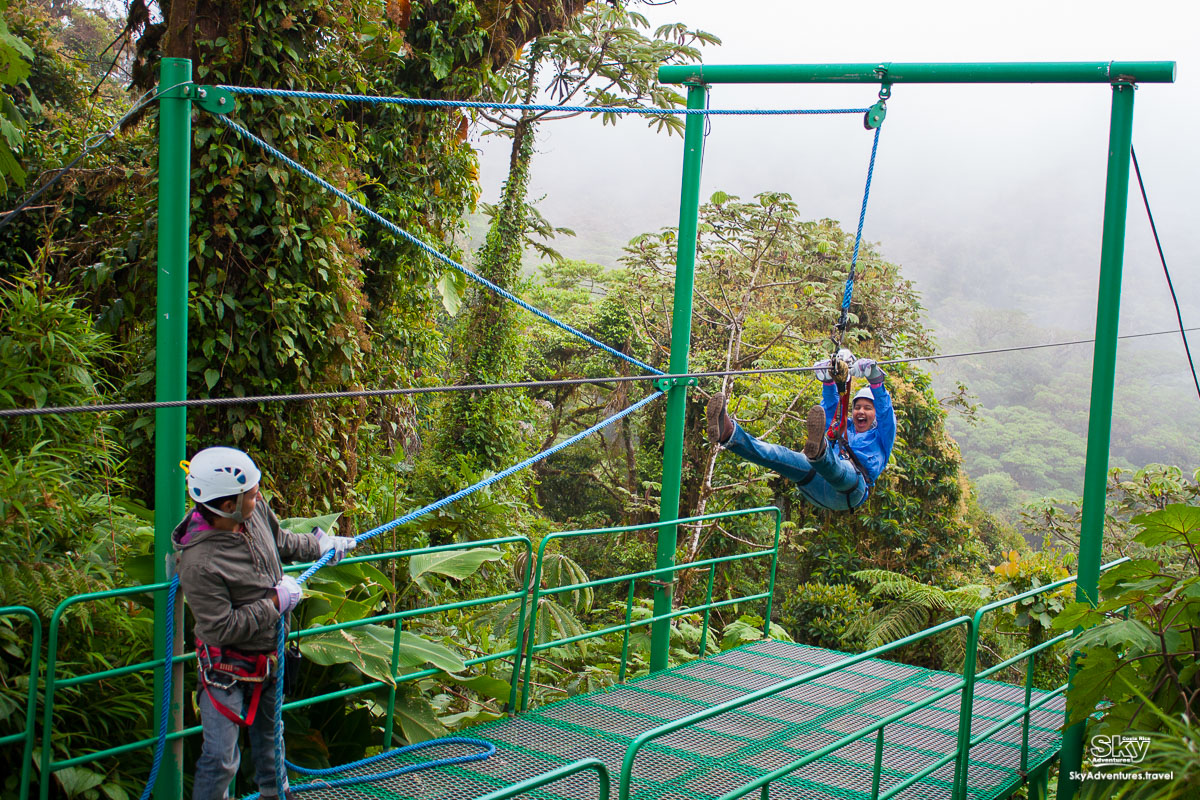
473,0,1198,362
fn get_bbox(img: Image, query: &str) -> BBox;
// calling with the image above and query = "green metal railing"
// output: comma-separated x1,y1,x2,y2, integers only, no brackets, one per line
31,536,531,799
14,508,778,798
619,614,973,800
7,518,1130,800
522,506,782,709
476,758,611,800
1,606,40,800
951,557,1131,799
615,558,1129,800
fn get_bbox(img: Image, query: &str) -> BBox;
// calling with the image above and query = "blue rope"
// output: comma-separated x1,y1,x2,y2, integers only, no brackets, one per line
138,576,179,800
218,86,869,116
269,390,664,794
244,738,495,799
212,114,662,377
838,124,883,332
288,737,495,777
298,389,664,582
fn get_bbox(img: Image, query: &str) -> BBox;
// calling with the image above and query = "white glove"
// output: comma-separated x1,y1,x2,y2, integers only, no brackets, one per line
813,359,833,383
850,358,886,384
317,528,357,565
835,348,856,369
275,575,302,614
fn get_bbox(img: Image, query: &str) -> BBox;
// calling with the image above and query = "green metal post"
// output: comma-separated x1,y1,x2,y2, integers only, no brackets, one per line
650,82,708,673
153,57,192,800
1056,79,1136,800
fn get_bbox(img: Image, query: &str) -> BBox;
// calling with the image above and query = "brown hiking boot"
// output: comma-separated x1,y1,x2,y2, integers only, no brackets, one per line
802,404,827,460
706,393,734,445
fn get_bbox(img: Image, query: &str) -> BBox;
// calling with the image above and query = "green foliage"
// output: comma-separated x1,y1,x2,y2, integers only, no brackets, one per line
778,581,869,651
851,569,991,671
1052,504,1200,734
720,614,793,650
988,548,1073,688
941,310,1200,525
415,2,715,516
1022,465,1200,565
0,0,34,194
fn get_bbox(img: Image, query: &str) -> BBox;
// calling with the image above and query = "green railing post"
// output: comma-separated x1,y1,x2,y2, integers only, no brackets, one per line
1056,79,1135,800
650,81,708,673
153,56,192,800
1,607,40,800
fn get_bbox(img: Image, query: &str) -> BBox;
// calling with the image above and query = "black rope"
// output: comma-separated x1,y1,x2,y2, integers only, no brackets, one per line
3,327,1196,420
1131,146,1200,402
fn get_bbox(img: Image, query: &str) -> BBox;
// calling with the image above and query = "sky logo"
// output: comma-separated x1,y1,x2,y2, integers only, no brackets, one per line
1090,735,1152,767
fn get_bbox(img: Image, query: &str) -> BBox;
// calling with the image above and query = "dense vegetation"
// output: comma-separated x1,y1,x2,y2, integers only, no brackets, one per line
0,1,1194,798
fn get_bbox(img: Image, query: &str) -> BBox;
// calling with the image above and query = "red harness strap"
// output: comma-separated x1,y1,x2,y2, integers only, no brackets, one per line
826,380,852,443
196,639,276,727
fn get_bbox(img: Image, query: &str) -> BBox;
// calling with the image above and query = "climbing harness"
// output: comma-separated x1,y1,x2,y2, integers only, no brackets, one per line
822,362,874,508
195,639,278,727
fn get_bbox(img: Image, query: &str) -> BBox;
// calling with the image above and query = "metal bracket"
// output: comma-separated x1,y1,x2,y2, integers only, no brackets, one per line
194,85,236,115
654,376,698,392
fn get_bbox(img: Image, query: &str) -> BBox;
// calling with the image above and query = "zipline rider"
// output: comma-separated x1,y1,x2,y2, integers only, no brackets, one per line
174,447,355,800
706,353,896,510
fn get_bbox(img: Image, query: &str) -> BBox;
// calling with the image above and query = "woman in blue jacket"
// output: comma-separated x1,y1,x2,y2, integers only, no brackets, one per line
706,356,895,510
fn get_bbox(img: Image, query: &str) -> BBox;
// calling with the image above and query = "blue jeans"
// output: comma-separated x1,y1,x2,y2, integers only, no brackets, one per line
192,675,287,800
725,422,867,510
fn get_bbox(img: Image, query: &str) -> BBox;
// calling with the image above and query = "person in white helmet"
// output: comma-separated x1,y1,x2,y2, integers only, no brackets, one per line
705,354,896,510
173,446,356,800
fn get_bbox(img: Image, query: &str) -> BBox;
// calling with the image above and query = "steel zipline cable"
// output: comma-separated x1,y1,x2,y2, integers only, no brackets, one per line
1131,146,1199,402
0,82,190,235
3,327,1197,420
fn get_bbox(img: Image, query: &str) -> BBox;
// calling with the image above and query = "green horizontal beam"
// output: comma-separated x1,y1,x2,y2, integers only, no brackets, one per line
659,61,1175,85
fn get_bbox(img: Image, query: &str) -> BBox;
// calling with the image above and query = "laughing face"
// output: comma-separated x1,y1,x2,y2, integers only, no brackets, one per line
851,398,876,433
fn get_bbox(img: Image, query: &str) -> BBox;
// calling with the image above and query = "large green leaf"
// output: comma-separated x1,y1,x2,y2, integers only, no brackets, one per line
308,560,396,594
300,625,395,685
279,512,343,534
54,766,104,798
1132,504,1200,548
392,631,466,673
1073,618,1160,658
409,548,502,594
441,671,513,702
392,691,447,743
299,624,465,685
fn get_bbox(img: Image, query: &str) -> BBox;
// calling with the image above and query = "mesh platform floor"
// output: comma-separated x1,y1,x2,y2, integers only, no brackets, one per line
293,640,1065,800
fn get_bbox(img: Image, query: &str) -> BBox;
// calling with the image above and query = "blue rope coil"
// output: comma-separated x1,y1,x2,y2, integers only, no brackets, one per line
839,125,883,326
212,114,661,377
244,738,494,799
217,85,870,116
138,576,179,800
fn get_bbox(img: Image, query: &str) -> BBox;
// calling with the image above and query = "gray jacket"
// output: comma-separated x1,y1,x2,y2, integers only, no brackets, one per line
172,501,322,653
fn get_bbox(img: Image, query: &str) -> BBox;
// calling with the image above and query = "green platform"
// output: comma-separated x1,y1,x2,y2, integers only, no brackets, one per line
291,639,1065,799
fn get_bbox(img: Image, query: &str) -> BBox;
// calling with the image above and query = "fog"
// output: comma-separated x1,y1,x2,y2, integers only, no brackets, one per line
469,0,1200,489
474,0,1196,328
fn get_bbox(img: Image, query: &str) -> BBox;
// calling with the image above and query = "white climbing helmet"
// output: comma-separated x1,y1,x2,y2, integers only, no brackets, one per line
853,387,875,405
183,447,261,520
